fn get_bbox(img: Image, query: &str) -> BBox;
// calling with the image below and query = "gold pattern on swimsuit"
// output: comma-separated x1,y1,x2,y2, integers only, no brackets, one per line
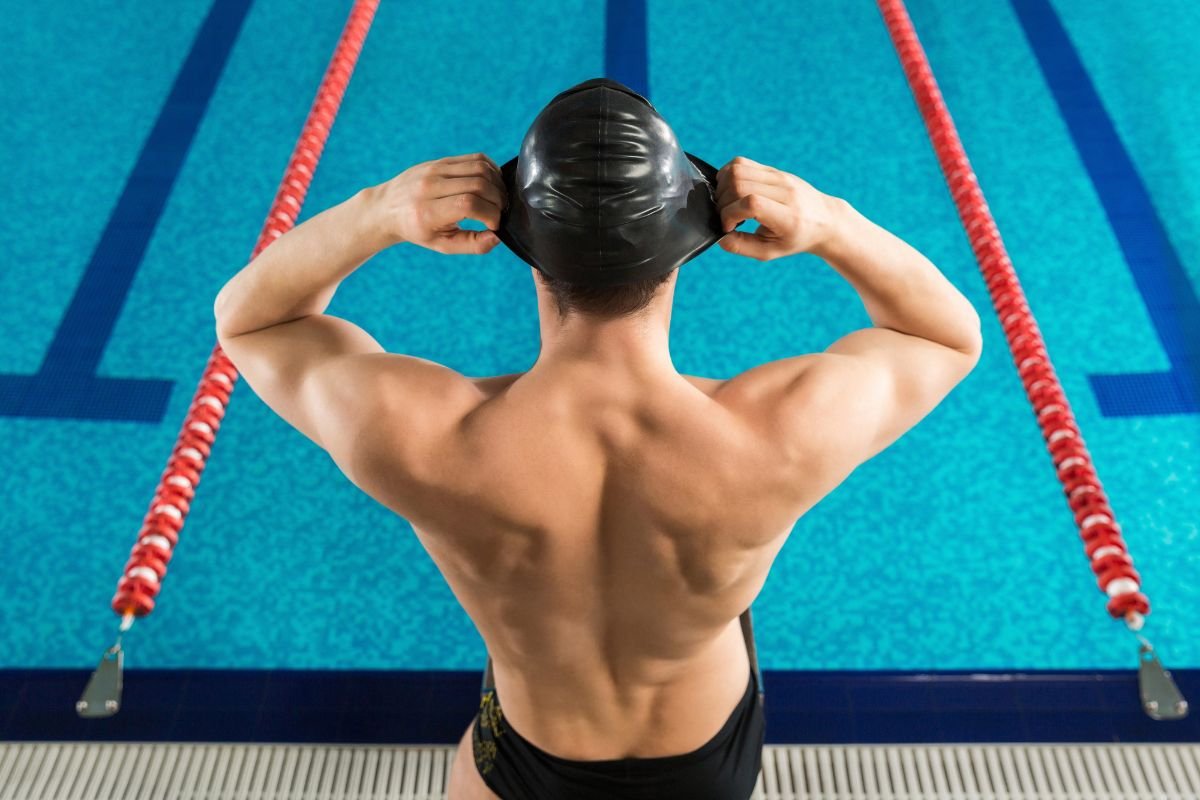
478,689,506,734
473,690,506,774
475,739,498,774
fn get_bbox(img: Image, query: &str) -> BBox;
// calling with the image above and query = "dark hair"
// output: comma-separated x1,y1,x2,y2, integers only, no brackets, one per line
536,269,676,319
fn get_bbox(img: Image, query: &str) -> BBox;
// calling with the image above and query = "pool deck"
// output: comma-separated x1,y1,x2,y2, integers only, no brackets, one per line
3,741,1198,799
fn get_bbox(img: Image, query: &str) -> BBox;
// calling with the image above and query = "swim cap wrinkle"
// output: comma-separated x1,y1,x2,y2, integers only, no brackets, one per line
498,78,732,287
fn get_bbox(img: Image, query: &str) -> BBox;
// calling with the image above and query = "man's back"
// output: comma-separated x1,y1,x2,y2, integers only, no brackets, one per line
374,362,813,760
213,147,982,799
340,170,984,772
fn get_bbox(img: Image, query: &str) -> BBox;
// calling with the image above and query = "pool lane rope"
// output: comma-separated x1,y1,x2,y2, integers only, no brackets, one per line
77,0,380,719
876,0,1186,720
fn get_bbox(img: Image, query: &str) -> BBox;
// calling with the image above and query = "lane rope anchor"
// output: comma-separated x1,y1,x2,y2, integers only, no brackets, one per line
876,0,1186,720
77,0,381,718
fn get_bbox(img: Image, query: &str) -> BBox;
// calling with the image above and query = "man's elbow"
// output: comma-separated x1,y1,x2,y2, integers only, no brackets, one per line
213,289,236,341
956,321,984,367
953,302,984,359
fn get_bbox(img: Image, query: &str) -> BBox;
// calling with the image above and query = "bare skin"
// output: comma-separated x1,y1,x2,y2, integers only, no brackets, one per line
214,155,983,800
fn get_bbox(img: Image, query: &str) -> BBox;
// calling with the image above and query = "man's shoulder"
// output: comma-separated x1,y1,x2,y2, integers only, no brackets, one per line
681,374,727,398
353,356,487,466
469,372,526,398
698,354,826,437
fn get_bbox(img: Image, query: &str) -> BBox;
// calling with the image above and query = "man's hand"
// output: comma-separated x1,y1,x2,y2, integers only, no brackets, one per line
714,156,843,262
370,153,508,255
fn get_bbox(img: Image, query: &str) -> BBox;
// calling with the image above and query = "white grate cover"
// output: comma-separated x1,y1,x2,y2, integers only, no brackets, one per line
2,743,1199,799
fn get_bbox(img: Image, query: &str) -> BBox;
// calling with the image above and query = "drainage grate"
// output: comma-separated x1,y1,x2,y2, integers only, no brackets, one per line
2,743,1199,799
755,745,1200,799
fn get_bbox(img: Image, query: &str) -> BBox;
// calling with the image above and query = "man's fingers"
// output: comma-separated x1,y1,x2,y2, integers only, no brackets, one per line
436,229,501,255
717,155,768,175
442,152,494,165
431,176,506,213
717,168,779,198
440,152,502,178
716,157,778,189
719,193,790,235
433,160,506,209
716,157,787,205
715,178,792,211
718,231,775,261
438,156,502,182
427,192,503,232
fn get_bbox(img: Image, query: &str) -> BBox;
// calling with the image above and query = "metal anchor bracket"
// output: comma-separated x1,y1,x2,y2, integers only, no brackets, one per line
76,641,124,718
1137,637,1188,721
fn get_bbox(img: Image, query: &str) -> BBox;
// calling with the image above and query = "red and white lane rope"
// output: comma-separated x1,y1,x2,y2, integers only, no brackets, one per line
110,0,381,630
874,0,1151,629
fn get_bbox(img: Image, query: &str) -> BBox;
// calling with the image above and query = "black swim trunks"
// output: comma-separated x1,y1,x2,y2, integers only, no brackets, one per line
471,669,764,800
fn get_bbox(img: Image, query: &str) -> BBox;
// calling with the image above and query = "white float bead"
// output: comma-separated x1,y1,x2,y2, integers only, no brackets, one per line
1090,545,1124,561
153,503,183,520
138,534,173,554
127,566,160,585
1105,578,1140,598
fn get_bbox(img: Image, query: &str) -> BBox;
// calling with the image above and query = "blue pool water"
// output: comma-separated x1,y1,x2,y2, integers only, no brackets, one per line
1,0,1197,686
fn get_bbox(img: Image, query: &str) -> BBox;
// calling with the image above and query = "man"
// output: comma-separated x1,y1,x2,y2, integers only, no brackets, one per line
214,79,982,799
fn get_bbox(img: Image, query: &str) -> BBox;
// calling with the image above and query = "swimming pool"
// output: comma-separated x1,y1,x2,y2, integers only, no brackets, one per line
2,0,1197,745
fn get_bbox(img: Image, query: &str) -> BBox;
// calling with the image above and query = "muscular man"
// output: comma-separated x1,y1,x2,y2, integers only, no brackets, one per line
214,79,982,799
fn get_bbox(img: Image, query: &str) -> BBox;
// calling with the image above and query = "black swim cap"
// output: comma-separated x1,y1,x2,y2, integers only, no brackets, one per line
497,78,731,287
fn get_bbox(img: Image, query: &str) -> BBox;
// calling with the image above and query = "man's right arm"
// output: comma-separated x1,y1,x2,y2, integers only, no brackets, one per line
715,157,982,482
813,199,983,357
801,197,982,467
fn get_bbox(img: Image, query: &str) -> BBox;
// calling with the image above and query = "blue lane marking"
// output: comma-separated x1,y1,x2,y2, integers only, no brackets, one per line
0,0,254,422
5,668,1199,743
1011,0,1199,416
605,0,649,97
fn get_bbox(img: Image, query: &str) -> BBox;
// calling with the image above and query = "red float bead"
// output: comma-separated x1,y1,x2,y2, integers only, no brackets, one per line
1107,592,1150,619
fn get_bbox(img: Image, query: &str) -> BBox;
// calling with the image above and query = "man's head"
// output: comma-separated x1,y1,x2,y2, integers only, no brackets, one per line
497,79,729,321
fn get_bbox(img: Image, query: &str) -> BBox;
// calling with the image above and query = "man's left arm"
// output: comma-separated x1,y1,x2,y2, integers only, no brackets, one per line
214,153,507,476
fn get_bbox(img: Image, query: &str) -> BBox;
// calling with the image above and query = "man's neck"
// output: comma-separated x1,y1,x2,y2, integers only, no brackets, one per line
533,314,677,376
